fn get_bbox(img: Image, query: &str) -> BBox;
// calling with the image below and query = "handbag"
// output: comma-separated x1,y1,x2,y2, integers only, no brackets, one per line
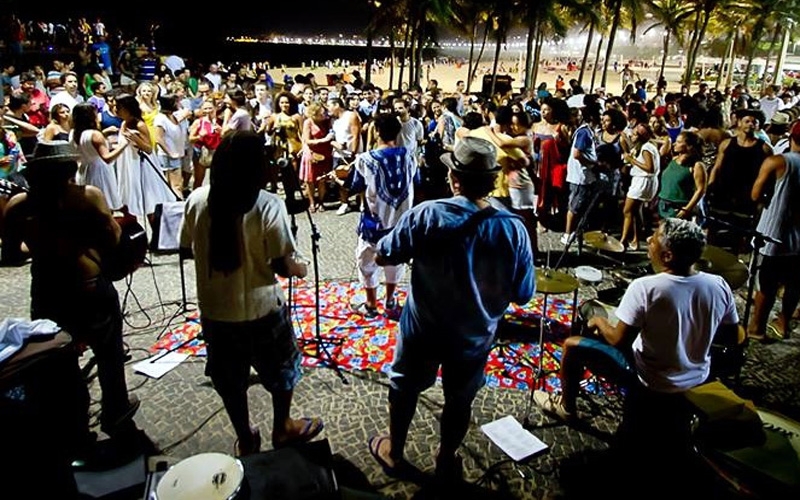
198,146,214,167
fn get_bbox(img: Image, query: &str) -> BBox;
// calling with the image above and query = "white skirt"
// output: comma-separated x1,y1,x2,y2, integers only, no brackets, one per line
627,175,658,202
117,147,176,216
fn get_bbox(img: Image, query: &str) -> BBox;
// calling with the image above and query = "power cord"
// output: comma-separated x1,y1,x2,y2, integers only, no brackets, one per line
158,406,225,454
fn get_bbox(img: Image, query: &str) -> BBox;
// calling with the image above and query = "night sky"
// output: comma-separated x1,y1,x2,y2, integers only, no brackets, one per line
11,4,373,36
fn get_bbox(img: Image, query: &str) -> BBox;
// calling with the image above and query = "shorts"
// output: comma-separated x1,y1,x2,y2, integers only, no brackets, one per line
355,236,405,288
568,182,592,215
571,337,636,379
389,333,489,403
757,253,800,296
627,175,658,202
202,306,302,393
158,155,183,171
509,185,536,210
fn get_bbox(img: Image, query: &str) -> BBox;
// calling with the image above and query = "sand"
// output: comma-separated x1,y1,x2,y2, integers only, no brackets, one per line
273,60,690,96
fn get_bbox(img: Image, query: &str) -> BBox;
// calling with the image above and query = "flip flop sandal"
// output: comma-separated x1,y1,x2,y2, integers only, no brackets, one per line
368,435,410,478
272,417,324,449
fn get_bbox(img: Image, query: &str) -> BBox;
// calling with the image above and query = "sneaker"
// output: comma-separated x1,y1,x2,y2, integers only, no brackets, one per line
560,232,574,245
533,390,574,421
336,203,351,216
351,301,378,318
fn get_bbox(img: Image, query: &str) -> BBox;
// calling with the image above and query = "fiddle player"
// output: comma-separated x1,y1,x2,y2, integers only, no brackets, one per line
1,141,140,441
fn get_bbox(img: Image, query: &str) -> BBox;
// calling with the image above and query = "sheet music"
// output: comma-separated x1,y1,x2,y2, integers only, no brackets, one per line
133,351,189,379
481,415,549,462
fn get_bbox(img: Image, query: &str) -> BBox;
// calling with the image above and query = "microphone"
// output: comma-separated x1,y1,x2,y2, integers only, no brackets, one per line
276,157,310,215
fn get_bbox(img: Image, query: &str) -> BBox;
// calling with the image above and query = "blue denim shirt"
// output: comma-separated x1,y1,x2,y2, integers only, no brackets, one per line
377,196,536,358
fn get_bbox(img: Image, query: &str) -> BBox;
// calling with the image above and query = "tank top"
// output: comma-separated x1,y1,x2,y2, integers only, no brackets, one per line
713,137,768,215
756,152,800,256
659,159,695,204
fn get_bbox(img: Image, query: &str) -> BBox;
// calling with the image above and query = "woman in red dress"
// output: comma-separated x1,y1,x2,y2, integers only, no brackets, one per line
532,97,571,231
299,102,334,211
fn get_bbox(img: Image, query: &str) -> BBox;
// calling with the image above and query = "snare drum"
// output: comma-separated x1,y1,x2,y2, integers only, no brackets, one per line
156,452,245,500
576,299,618,336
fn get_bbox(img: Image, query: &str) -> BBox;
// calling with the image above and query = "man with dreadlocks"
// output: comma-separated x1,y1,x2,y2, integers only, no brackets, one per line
180,130,323,456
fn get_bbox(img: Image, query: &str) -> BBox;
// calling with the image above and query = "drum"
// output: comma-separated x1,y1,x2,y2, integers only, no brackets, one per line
156,452,245,500
709,325,747,381
576,299,618,336
695,408,800,497
574,265,603,285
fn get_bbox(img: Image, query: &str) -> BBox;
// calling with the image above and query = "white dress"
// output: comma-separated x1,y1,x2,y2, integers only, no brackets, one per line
75,130,122,210
116,140,176,216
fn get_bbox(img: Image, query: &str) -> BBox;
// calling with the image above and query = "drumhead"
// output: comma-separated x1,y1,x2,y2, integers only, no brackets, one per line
157,453,244,500
575,265,603,283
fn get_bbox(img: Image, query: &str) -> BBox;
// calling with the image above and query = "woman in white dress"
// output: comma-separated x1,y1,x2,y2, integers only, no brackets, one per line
71,102,127,211
620,122,661,251
115,94,176,221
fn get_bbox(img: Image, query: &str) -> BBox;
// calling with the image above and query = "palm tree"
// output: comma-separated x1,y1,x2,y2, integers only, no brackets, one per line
645,0,694,84
600,0,644,89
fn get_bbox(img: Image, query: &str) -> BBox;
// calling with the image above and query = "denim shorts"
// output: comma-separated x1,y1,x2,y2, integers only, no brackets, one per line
572,336,636,384
389,333,489,403
158,155,183,171
202,306,302,393
568,183,592,214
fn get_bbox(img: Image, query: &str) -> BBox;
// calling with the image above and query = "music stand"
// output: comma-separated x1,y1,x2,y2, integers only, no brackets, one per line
276,149,348,385
135,151,197,340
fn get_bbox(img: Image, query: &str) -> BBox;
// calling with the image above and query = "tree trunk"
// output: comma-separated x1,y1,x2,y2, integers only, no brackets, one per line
773,23,792,86
409,20,417,86
532,28,544,90
467,19,478,93
686,11,712,89
398,22,410,89
524,20,536,90
761,25,782,92
590,33,604,92
388,30,395,91
490,19,505,96
365,29,373,84
659,31,669,83
717,31,734,90
743,18,766,86
578,21,595,87
683,11,702,87
469,20,491,91
415,17,425,87
601,0,622,89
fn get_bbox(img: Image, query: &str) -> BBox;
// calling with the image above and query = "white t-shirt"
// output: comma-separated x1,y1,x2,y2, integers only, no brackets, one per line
396,117,424,156
630,141,660,177
180,187,296,322
225,108,253,132
49,91,84,111
153,112,186,158
615,271,739,393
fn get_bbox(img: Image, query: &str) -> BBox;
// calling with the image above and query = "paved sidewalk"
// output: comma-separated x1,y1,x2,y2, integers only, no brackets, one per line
1,208,798,499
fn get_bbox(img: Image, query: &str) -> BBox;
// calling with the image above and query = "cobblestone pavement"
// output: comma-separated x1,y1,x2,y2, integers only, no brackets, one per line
1,206,799,499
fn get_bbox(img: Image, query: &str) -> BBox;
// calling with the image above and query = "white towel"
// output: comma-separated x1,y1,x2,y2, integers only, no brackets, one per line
0,318,61,363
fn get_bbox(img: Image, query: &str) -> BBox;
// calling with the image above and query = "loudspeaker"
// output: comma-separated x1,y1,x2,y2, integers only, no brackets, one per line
239,439,338,500
151,201,185,253
481,74,514,97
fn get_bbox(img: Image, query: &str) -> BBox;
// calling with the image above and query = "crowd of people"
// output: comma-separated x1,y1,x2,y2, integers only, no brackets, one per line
3,15,800,497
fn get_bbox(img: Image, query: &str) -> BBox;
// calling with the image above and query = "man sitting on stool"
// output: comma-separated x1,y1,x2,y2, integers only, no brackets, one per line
535,218,739,436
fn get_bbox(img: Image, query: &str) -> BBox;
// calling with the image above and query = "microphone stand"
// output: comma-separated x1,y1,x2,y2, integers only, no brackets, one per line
136,150,197,340
277,144,348,385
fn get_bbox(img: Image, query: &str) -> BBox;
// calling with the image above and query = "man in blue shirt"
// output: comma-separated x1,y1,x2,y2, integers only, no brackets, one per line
368,136,536,483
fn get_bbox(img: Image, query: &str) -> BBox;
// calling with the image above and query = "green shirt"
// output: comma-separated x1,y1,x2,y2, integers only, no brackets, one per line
658,159,695,218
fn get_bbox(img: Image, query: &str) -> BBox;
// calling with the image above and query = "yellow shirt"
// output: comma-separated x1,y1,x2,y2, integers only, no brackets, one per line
468,126,526,198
